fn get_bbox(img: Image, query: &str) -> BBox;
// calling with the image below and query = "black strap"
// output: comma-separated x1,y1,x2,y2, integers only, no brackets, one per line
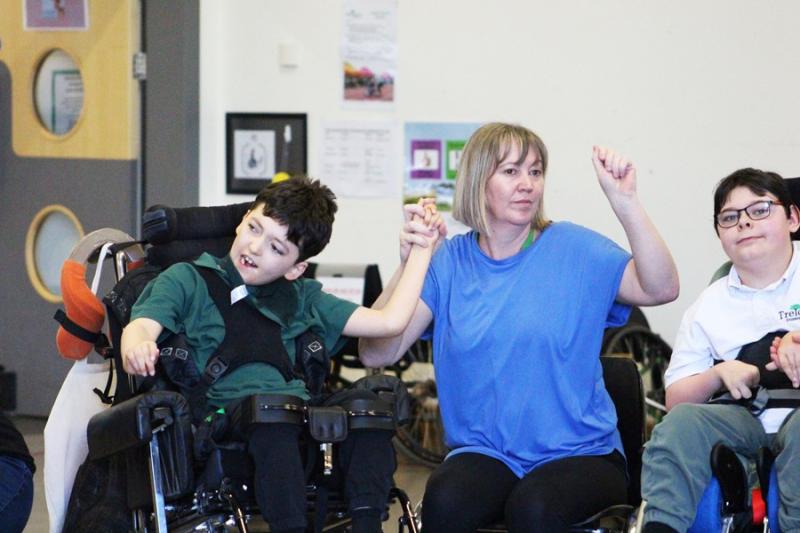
709,387,800,416
92,358,115,405
296,331,330,404
191,264,297,384
53,309,101,343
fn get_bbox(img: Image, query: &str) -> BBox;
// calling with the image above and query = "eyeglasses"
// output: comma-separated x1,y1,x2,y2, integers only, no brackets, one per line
715,200,783,228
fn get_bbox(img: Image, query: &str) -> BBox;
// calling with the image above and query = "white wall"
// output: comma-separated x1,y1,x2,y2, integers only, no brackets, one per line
199,0,800,345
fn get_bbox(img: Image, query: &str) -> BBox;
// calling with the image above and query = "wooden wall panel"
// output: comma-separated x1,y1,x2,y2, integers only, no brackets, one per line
0,0,139,159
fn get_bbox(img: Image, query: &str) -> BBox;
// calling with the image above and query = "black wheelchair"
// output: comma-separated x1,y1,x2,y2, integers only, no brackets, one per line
61,202,419,533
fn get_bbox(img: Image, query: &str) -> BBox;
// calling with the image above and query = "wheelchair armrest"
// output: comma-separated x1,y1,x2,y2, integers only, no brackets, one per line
87,390,191,460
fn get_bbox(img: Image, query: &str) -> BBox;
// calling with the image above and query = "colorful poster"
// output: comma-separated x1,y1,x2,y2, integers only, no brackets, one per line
341,0,397,107
24,0,89,31
404,122,481,212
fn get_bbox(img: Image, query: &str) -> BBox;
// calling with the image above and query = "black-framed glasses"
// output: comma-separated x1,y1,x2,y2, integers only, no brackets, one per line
716,200,783,228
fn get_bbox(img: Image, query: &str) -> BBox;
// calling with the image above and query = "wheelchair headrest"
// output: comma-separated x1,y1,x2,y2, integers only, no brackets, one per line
142,203,250,268
56,229,145,360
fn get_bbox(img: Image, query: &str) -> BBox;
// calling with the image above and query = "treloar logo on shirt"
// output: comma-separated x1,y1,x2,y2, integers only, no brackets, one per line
778,304,800,321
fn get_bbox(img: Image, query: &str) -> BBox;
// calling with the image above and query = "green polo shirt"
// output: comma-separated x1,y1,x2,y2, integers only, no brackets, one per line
130,253,359,408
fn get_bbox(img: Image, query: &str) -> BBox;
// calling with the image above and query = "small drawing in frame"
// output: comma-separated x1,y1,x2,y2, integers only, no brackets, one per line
226,112,307,194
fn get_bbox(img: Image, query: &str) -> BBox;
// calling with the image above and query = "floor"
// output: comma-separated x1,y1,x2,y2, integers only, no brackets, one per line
15,415,433,533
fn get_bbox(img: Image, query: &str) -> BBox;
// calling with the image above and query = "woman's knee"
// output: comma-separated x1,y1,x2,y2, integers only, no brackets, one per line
422,468,462,516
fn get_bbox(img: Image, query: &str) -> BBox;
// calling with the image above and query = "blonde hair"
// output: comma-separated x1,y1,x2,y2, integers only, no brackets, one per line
453,123,549,236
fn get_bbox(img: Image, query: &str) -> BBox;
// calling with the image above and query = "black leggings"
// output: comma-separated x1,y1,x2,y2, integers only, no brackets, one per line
421,451,627,533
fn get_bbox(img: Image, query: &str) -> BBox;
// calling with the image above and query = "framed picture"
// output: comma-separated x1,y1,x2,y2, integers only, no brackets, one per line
226,112,307,194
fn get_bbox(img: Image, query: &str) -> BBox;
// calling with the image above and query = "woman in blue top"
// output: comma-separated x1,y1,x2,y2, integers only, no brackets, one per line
360,122,679,531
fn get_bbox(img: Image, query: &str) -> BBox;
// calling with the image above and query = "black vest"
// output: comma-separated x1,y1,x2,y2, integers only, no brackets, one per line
159,264,302,422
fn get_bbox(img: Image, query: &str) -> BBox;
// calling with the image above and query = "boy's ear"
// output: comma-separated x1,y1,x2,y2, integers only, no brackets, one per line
235,210,251,234
789,204,800,233
284,261,308,281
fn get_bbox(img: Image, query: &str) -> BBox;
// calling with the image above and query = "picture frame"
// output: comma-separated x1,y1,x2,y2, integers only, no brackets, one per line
226,112,307,194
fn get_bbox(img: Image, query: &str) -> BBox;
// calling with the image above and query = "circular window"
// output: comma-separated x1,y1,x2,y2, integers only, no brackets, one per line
33,49,85,135
26,205,84,303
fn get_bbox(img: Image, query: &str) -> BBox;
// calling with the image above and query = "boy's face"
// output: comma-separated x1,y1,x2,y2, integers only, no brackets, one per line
230,206,307,286
717,186,800,268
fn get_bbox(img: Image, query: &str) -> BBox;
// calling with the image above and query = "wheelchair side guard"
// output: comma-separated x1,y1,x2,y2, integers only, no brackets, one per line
710,443,749,516
84,390,196,515
87,390,191,460
689,443,749,533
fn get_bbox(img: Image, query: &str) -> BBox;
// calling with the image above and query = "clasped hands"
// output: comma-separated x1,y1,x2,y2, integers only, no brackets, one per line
399,198,447,263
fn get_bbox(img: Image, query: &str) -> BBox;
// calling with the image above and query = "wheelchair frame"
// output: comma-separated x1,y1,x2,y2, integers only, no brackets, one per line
65,205,421,533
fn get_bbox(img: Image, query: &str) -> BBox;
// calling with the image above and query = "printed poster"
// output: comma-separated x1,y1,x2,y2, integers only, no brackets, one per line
341,0,397,107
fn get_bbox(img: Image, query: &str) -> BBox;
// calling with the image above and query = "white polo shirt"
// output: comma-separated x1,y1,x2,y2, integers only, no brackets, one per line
666,242,800,433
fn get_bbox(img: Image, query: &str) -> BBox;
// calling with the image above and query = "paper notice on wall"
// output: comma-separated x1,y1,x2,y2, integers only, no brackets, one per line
317,275,364,305
341,0,397,107
319,120,397,198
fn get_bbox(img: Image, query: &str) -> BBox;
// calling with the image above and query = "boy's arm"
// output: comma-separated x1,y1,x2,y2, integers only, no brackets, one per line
664,300,760,409
355,200,444,367
357,263,434,367
591,146,679,306
342,240,433,340
345,198,447,367
665,361,759,409
121,317,164,377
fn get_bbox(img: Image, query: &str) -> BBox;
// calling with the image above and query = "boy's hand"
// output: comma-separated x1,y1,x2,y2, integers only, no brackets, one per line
123,341,159,377
713,360,760,399
591,146,637,204
400,198,447,263
767,332,800,387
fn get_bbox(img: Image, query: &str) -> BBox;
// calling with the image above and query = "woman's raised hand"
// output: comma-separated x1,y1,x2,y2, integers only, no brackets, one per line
591,146,637,203
399,198,447,263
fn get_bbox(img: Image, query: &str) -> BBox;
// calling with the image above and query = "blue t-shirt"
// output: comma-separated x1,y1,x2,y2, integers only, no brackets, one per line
421,221,631,477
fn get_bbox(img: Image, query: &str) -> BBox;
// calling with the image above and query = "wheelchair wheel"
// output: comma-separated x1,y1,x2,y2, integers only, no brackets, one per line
389,340,449,468
393,376,448,468
602,325,672,437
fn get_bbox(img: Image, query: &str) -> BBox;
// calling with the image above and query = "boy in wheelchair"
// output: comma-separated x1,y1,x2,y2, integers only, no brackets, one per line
640,168,800,532
121,176,442,533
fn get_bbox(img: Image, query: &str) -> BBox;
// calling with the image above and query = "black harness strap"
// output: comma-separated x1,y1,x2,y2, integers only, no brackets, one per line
156,263,330,423
710,330,800,414
192,265,296,385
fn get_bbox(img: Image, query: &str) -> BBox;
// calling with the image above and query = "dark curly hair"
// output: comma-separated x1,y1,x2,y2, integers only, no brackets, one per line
251,175,338,261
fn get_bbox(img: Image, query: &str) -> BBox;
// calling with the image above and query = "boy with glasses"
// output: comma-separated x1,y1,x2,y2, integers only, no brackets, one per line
639,168,800,532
